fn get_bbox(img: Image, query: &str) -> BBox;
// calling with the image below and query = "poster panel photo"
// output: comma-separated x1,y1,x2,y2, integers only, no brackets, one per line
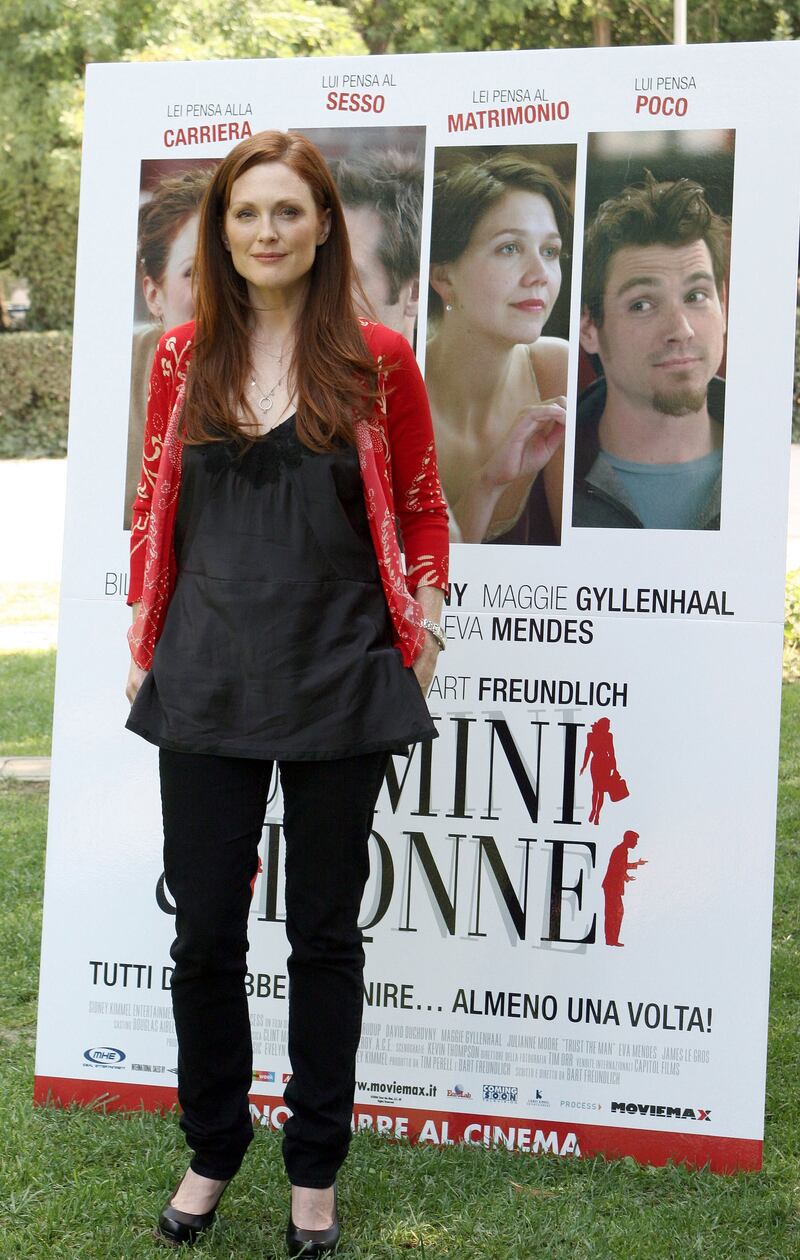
425,143,577,546
573,129,734,531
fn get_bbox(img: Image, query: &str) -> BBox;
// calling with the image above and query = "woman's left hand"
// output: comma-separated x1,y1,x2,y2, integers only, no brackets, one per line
412,633,441,694
412,584,445,694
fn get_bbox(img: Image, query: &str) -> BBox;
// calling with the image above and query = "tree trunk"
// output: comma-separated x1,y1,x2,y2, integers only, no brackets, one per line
362,0,391,55
593,13,612,46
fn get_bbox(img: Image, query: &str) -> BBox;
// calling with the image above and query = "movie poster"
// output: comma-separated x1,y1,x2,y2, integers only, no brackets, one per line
36,40,799,1173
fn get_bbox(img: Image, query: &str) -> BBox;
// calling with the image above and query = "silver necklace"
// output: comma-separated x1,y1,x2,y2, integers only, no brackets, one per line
250,368,286,413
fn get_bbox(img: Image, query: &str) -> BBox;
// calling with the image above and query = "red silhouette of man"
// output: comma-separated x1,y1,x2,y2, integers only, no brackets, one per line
602,830,646,946
580,717,618,824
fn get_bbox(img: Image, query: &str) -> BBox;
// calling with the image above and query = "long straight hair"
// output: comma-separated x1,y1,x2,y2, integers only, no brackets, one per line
181,130,378,448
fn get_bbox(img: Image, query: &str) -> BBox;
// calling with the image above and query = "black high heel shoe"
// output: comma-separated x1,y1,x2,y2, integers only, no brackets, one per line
286,1185,340,1257
155,1172,229,1247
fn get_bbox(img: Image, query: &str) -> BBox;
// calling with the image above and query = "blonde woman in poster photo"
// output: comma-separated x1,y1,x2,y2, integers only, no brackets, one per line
125,130,448,1255
425,151,573,544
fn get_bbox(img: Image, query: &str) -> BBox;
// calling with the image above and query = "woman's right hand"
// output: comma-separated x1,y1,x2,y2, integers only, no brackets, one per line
453,396,567,542
479,397,567,491
126,658,148,704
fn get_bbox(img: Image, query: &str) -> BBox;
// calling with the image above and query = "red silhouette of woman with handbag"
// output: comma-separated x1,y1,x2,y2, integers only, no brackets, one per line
580,717,628,824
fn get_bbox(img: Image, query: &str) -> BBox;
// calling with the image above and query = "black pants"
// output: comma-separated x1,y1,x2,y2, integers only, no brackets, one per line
159,748,388,1188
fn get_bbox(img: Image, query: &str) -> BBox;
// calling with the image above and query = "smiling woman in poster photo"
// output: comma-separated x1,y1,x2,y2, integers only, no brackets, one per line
425,151,573,544
124,130,449,1255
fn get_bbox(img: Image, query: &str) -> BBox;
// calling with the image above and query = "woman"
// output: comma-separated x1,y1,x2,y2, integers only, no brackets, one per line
425,152,572,544
125,131,448,1254
124,169,212,528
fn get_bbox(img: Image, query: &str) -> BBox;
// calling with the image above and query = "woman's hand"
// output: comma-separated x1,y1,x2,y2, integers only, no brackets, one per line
126,602,147,703
453,397,567,542
412,634,441,694
126,658,148,704
479,397,567,490
412,583,445,695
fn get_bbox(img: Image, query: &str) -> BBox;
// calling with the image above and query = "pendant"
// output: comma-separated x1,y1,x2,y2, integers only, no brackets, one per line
258,395,273,412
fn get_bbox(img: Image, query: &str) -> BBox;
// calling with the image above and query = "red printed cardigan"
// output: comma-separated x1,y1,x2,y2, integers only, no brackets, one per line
128,319,449,671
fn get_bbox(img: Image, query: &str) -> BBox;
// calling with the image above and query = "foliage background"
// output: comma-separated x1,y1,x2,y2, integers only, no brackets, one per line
0,1,797,446
1,0,798,335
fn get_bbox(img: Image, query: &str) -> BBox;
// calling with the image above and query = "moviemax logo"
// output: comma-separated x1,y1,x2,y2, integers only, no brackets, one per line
357,1080,437,1098
611,1102,711,1121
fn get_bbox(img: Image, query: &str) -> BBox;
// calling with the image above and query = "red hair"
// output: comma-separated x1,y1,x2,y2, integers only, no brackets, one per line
182,130,377,448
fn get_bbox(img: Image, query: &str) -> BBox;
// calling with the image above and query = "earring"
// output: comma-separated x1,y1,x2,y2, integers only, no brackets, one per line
445,302,454,312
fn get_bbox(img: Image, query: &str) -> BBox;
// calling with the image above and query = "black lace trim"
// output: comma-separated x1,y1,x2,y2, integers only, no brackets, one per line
201,416,305,487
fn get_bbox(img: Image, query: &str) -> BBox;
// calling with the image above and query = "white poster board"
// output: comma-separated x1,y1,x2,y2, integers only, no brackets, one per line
36,40,799,1173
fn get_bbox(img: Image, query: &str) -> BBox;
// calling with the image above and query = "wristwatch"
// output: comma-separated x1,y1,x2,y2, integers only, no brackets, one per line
421,618,446,651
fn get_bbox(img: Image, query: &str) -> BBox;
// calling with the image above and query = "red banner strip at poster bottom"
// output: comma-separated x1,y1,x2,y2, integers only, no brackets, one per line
33,1076,761,1174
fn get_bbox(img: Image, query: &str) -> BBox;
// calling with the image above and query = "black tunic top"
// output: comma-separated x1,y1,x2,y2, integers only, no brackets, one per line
126,417,436,760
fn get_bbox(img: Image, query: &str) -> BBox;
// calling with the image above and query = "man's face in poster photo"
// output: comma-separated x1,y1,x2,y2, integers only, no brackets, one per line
344,203,418,341
580,238,726,419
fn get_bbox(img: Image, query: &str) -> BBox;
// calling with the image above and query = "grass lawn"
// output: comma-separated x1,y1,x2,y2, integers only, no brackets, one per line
0,650,56,756
0,583,60,629
0,654,798,1258
0,583,59,655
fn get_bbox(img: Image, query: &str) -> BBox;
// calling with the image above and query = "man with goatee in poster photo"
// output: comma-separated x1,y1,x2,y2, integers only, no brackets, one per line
574,174,729,531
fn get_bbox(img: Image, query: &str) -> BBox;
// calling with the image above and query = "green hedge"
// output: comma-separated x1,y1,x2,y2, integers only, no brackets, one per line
0,315,797,453
0,331,72,457
785,569,800,680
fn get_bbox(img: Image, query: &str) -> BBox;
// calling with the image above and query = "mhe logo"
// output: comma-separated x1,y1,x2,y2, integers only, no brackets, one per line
482,1084,518,1104
611,1101,711,1121
83,1046,126,1066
